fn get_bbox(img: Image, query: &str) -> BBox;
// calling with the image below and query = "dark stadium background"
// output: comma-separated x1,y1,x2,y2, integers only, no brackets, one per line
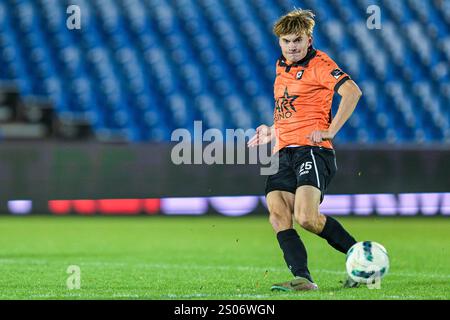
0,0,449,217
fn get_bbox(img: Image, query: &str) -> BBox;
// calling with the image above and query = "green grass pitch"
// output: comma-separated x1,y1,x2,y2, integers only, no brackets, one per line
0,215,448,300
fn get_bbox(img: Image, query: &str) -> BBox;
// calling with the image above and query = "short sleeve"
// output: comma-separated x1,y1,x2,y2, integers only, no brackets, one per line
314,58,351,93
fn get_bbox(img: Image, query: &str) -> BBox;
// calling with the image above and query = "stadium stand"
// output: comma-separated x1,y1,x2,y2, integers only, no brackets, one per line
0,0,449,143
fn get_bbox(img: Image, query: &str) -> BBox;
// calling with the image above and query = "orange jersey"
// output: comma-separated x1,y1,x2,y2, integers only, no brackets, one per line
273,47,350,153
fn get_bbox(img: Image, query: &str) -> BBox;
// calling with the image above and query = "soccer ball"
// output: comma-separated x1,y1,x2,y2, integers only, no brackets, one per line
345,241,389,284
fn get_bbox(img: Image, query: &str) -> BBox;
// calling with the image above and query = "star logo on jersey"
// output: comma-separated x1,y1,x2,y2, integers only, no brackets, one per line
279,87,299,112
274,87,299,121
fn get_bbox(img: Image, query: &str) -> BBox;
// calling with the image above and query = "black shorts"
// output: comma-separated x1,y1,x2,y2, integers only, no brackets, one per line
265,146,337,203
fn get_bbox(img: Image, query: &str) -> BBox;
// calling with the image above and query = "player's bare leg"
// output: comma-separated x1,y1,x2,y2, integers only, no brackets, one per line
293,186,325,234
267,191,294,232
267,191,318,291
294,185,358,287
294,185,356,252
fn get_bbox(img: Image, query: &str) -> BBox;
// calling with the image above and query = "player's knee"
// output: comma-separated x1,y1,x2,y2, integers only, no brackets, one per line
296,212,320,233
268,205,292,231
297,216,314,232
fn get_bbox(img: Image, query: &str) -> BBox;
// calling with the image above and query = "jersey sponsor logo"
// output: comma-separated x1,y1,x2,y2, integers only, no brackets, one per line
331,68,344,79
274,87,299,121
296,70,304,80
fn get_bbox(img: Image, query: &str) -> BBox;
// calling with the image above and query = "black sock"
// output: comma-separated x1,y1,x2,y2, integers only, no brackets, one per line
276,229,313,282
318,216,357,254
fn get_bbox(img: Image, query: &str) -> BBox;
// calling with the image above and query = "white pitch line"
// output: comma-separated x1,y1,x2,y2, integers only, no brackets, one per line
128,263,450,279
158,293,429,300
22,291,443,300
162,293,292,299
2,259,450,279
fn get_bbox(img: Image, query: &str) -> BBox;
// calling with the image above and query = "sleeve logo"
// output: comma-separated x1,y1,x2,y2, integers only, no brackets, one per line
331,68,344,79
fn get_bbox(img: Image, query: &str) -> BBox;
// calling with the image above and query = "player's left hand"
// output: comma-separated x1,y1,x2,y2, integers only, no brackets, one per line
307,130,335,144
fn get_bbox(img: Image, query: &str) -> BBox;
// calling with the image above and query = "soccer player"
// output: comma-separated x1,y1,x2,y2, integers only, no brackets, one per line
248,9,362,291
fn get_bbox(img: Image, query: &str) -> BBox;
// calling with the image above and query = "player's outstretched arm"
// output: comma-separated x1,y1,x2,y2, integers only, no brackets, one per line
308,80,362,144
247,124,275,147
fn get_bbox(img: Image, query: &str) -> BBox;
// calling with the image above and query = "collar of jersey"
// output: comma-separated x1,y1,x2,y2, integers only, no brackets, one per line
279,46,317,68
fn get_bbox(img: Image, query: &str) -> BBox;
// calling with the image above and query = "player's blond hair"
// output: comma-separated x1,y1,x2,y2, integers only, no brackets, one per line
273,9,315,37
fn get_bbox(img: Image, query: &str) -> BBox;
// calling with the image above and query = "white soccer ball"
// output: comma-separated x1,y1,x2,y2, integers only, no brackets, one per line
345,241,389,284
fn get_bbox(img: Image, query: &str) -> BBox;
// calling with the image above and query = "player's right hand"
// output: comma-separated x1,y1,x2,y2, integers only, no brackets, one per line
247,125,275,147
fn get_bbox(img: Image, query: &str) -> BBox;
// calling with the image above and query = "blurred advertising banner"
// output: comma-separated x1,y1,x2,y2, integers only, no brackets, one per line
0,142,449,215
4,193,450,216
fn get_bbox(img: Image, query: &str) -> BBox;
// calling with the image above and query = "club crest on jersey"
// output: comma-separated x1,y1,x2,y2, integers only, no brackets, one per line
331,68,344,79
296,70,304,80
